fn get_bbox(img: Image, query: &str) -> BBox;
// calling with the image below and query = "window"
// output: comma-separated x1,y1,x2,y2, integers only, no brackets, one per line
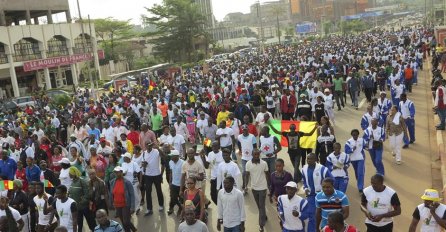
73,34,92,54
0,43,7,64
47,36,68,57
13,38,41,62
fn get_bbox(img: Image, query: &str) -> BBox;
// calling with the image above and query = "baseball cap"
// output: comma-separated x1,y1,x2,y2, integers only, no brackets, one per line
2,142,9,149
421,189,441,202
100,138,106,143
241,125,249,130
324,88,330,93
169,150,180,157
70,134,76,138
300,93,306,98
114,166,123,172
284,181,298,189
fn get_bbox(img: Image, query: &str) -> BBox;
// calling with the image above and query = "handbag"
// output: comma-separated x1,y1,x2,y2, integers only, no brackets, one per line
372,140,383,149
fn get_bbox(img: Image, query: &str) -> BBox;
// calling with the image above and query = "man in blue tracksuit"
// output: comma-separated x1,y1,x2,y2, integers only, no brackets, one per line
399,93,415,148
363,119,386,176
344,129,366,193
378,92,392,128
301,153,332,232
326,143,350,193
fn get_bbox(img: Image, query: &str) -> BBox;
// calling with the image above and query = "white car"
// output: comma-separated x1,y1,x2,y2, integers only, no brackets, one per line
13,96,36,108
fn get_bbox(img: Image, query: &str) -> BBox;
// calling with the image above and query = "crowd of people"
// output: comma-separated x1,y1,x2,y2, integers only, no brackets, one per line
0,24,444,232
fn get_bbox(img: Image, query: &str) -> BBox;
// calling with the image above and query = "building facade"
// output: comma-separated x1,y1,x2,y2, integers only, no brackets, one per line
0,0,101,98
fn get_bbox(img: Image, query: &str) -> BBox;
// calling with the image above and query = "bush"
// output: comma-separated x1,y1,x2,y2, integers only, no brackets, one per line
51,94,72,109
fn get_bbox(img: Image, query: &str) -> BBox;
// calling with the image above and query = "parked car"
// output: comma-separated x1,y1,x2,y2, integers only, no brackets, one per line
103,76,137,90
13,96,36,108
0,101,18,112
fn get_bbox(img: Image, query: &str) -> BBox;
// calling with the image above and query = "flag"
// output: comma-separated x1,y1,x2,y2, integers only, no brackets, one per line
43,180,54,188
268,120,317,149
149,80,156,91
0,180,13,190
203,138,212,147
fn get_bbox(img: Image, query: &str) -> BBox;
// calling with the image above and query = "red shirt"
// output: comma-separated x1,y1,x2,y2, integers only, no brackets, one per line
247,124,258,137
15,168,28,191
323,224,357,232
113,178,126,208
127,131,140,147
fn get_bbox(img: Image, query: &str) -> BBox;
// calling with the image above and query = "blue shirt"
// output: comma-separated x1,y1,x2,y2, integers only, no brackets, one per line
169,159,184,187
26,165,41,182
88,128,101,140
315,190,349,229
94,220,123,232
0,158,17,180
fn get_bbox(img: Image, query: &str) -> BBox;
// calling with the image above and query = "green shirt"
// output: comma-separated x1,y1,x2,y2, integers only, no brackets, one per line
68,177,90,209
151,114,163,131
333,78,344,91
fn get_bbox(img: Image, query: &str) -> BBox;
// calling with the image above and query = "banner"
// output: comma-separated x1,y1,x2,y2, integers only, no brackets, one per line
23,50,105,72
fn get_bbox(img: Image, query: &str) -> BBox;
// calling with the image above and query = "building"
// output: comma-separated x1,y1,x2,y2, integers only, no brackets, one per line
193,0,215,29
0,0,101,98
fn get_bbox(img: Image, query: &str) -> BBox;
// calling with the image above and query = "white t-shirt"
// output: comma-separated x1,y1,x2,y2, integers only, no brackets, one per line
196,119,208,135
0,206,21,222
121,161,141,183
159,134,172,145
255,112,272,127
167,135,186,154
141,149,161,176
216,127,234,147
55,198,76,232
34,194,58,225
246,160,268,191
237,134,256,161
206,150,224,179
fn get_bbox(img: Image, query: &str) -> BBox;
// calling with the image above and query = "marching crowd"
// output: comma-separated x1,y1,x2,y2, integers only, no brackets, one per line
0,24,444,232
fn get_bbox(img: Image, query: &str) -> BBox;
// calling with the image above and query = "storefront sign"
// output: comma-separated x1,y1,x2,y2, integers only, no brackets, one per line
23,50,105,72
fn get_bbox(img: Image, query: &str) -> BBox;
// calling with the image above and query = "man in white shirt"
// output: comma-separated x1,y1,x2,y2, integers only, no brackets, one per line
216,148,241,191
245,149,270,231
217,176,245,232
205,142,224,205
216,120,235,160
255,106,273,128
50,185,78,232
141,142,164,215
174,116,189,140
167,127,186,159
0,191,24,231
101,122,115,143
237,125,257,194
196,112,208,143
277,181,309,232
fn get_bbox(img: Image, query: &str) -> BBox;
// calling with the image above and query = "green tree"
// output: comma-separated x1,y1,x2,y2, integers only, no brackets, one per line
92,18,133,62
142,0,209,63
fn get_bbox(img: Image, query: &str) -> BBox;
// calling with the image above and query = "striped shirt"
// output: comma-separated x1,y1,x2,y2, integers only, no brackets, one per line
315,190,349,229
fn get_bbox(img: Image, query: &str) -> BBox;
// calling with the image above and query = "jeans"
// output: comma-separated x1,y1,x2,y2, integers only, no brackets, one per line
403,118,415,145
369,148,385,175
169,184,182,210
405,78,413,92
252,189,267,227
288,149,302,181
262,156,277,173
144,174,164,211
224,225,241,232
334,177,348,193
334,90,344,109
116,206,137,232
351,160,365,191
438,108,446,128
77,207,97,232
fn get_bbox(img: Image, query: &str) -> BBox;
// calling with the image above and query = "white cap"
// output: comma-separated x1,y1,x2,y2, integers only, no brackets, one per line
114,166,123,172
324,88,330,93
59,158,70,164
284,181,298,189
122,152,132,159
169,150,180,156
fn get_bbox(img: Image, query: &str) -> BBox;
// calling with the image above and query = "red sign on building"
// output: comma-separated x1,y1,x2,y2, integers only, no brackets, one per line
23,50,105,72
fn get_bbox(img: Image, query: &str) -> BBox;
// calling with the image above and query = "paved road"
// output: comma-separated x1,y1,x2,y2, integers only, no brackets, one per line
116,66,436,232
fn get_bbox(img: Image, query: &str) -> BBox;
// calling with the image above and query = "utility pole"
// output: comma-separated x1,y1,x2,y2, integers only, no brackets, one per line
257,0,264,53
76,0,95,100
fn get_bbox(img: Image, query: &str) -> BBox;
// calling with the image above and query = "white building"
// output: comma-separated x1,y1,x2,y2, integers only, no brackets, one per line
0,0,101,98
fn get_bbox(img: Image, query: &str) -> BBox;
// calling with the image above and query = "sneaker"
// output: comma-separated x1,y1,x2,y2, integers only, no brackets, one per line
136,208,141,215
159,206,164,211
396,160,402,165
167,208,174,215
144,210,153,216
402,145,409,149
437,127,445,130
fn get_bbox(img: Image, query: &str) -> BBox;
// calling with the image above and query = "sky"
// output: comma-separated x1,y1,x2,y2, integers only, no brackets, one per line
68,0,265,25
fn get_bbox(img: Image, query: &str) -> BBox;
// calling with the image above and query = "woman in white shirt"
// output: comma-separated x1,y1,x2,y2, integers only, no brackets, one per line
121,153,142,214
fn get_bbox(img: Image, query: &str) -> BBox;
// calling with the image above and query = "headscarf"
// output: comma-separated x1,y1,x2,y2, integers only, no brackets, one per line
69,166,81,178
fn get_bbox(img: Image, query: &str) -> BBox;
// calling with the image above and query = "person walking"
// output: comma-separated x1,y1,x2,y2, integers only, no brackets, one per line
302,153,332,232
399,93,416,147
316,178,350,230
259,126,282,179
281,90,297,120
378,92,392,128
245,149,270,231
178,207,209,232
409,189,446,231
363,119,386,175
141,141,165,215
434,79,446,130
237,125,257,195
68,167,96,232
322,211,358,232
326,143,350,193
9,179,30,232
360,174,401,232
332,76,345,111
386,106,408,165
277,181,310,232
50,185,78,232
168,150,184,216
94,209,124,232
217,176,245,232
110,166,136,232
344,129,366,193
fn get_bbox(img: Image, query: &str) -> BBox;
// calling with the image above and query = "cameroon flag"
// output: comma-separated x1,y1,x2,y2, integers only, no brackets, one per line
268,120,317,149
0,180,13,190
203,138,212,147
149,80,156,91
43,180,54,188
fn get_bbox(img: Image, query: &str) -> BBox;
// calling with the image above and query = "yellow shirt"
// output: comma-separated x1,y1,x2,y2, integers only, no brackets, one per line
216,111,230,125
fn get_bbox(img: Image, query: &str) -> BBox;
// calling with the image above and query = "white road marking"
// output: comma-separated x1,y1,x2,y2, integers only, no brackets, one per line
358,98,367,109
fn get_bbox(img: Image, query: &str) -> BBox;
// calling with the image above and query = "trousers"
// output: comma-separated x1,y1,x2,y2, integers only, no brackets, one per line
144,174,164,211
389,133,404,162
169,184,182,210
306,195,316,232
334,177,349,193
403,118,415,145
369,148,384,175
252,189,267,227
351,160,365,191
